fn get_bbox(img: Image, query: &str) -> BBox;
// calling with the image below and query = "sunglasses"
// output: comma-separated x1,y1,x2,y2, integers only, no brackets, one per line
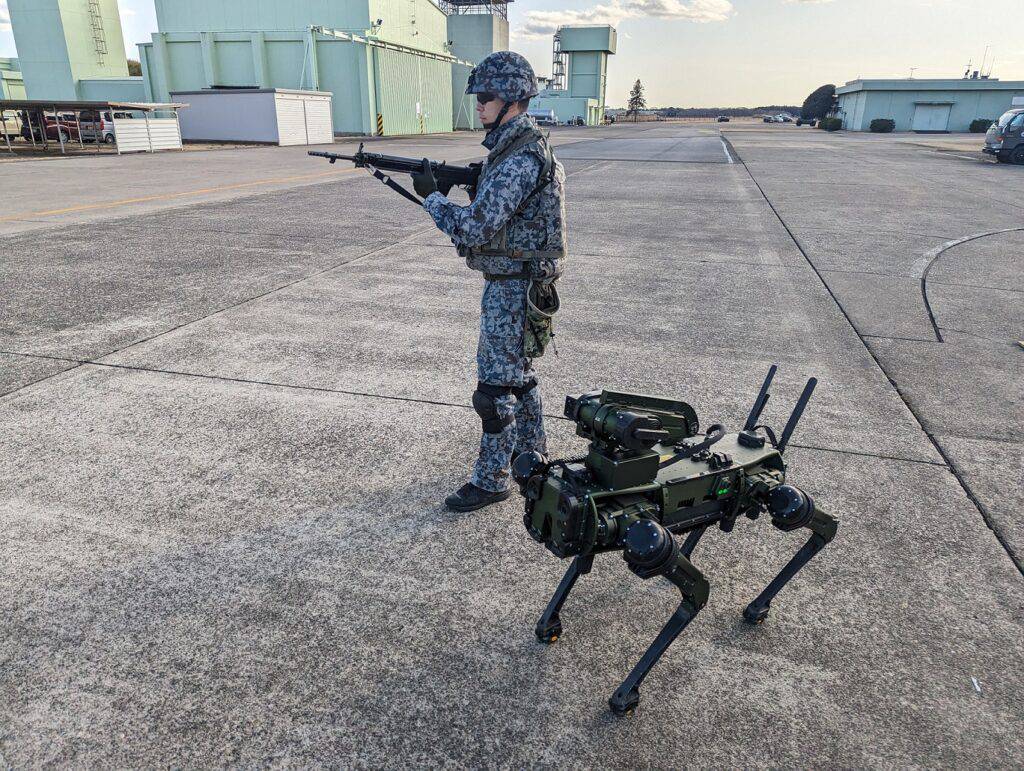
476,92,498,105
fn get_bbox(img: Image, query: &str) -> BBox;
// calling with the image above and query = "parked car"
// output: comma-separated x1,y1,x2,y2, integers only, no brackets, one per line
78,109,136,143
795,117,817,127
763,115,775,123
775,114,793,123
19,112,81,143
19,111,44,142
983,108,1024,164
716,115,730,122
48,113,81,143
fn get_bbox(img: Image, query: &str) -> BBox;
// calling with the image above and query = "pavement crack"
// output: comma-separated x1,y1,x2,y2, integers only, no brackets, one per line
783,442,948,467
862,334,945,344
724,134,1024,580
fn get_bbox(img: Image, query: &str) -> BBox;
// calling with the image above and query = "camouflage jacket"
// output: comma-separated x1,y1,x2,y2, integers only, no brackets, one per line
423,114,566,277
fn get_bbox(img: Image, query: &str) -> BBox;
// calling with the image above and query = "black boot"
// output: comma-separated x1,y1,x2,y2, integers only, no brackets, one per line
445,483,510,512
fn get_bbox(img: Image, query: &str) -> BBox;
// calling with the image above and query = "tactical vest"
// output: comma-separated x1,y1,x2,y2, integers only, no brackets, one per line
460,126,566,278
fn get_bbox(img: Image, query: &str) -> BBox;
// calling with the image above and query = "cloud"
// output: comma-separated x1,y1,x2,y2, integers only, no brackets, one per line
516,0,733,39
0,0,10,32
783,0,834,4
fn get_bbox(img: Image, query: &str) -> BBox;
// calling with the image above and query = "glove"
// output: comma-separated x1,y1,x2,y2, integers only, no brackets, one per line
412,158,439,199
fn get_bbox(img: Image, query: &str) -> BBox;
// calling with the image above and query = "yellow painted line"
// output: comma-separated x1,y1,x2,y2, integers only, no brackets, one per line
0,167,357,221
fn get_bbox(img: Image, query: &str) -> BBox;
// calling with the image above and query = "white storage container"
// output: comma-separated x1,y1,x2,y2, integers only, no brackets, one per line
171,88,334,145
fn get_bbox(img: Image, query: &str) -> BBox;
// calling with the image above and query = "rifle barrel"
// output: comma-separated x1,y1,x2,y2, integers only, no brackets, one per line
307,150,357,161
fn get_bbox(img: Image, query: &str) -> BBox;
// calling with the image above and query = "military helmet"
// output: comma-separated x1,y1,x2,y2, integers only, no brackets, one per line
466,51,539,103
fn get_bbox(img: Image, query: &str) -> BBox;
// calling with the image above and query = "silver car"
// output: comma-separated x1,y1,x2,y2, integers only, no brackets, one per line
78,109,136,144
983,108,1024,164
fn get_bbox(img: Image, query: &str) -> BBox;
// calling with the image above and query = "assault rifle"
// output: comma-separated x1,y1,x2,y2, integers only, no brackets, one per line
309,144,481,205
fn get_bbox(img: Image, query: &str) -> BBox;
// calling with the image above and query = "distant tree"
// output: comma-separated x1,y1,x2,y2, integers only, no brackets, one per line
801,84,836,120
127,59,142,76
627,80,646,120
753,105,802,115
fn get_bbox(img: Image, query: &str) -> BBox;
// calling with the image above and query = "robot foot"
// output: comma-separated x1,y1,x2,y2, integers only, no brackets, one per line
609,686,640,716
535,615,563,644
743,602,771,624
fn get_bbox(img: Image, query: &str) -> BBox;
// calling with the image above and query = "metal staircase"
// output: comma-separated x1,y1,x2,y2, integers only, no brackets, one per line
550,30,567,91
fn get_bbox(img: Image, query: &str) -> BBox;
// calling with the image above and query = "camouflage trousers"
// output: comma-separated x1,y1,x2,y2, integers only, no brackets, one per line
470,278,548,492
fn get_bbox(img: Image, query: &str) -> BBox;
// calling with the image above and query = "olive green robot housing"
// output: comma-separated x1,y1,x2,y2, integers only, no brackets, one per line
512,366,839,715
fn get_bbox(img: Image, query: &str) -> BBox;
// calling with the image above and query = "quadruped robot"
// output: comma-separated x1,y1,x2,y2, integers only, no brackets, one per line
512,366,839,715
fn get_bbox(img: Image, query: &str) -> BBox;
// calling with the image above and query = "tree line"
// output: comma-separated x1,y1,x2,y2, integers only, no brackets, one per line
620,79,839,121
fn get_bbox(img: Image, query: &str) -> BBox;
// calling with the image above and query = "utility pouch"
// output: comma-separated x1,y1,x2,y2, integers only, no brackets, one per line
524,279,560,359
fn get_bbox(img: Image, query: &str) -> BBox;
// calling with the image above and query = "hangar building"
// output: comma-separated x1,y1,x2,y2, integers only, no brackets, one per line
836,77,1024,133
137,0,507,136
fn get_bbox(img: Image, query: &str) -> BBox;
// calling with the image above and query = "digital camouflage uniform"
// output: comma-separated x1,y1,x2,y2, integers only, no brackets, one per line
423,56,567,494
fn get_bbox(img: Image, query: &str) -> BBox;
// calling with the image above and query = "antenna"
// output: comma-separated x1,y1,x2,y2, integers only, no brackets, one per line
980,45,990,75
777,378,818,454
963,59,972,79
909,67,917,79
743,365,777,431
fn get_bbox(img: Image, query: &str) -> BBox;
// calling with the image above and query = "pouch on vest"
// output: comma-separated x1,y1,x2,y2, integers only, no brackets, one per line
524,280,560,359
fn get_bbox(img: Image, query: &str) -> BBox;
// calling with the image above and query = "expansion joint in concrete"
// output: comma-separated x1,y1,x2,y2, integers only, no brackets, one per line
862,334,945,344
2,349,953,471
724,135,1024,580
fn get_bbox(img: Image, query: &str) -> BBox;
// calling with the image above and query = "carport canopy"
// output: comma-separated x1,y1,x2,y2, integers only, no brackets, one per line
0,99,188,154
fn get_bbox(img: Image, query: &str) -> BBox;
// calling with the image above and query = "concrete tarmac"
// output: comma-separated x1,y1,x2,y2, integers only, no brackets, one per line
1,122,1022,766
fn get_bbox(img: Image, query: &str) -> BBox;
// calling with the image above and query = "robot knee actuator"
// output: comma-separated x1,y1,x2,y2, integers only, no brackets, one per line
622,520,710,611
766,485,838,543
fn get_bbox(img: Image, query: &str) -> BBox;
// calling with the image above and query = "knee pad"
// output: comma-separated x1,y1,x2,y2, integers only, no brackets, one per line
473,383,515,434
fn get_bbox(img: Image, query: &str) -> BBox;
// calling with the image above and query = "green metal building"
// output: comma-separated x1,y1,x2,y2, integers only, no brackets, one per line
442,1,509,130
137,0,505,136
0,58,26,100
7,0,144,101
532,25,615,126
836,77,1024,132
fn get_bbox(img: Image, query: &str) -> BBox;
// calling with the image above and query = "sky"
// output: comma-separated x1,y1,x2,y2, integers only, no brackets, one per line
2,0,1022,107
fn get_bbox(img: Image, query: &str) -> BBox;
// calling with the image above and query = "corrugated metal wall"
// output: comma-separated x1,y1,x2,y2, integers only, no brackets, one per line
316,39,370,134
451,62,477,130
373,47,453,135
369,0,448,52
143,31,458,137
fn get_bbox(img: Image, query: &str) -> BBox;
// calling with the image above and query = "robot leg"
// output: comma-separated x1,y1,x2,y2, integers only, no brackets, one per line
743,485,839,624
536,554,594,644
610,520,710,716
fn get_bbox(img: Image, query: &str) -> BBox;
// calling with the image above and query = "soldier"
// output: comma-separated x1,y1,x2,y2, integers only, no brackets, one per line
411,51,567,512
